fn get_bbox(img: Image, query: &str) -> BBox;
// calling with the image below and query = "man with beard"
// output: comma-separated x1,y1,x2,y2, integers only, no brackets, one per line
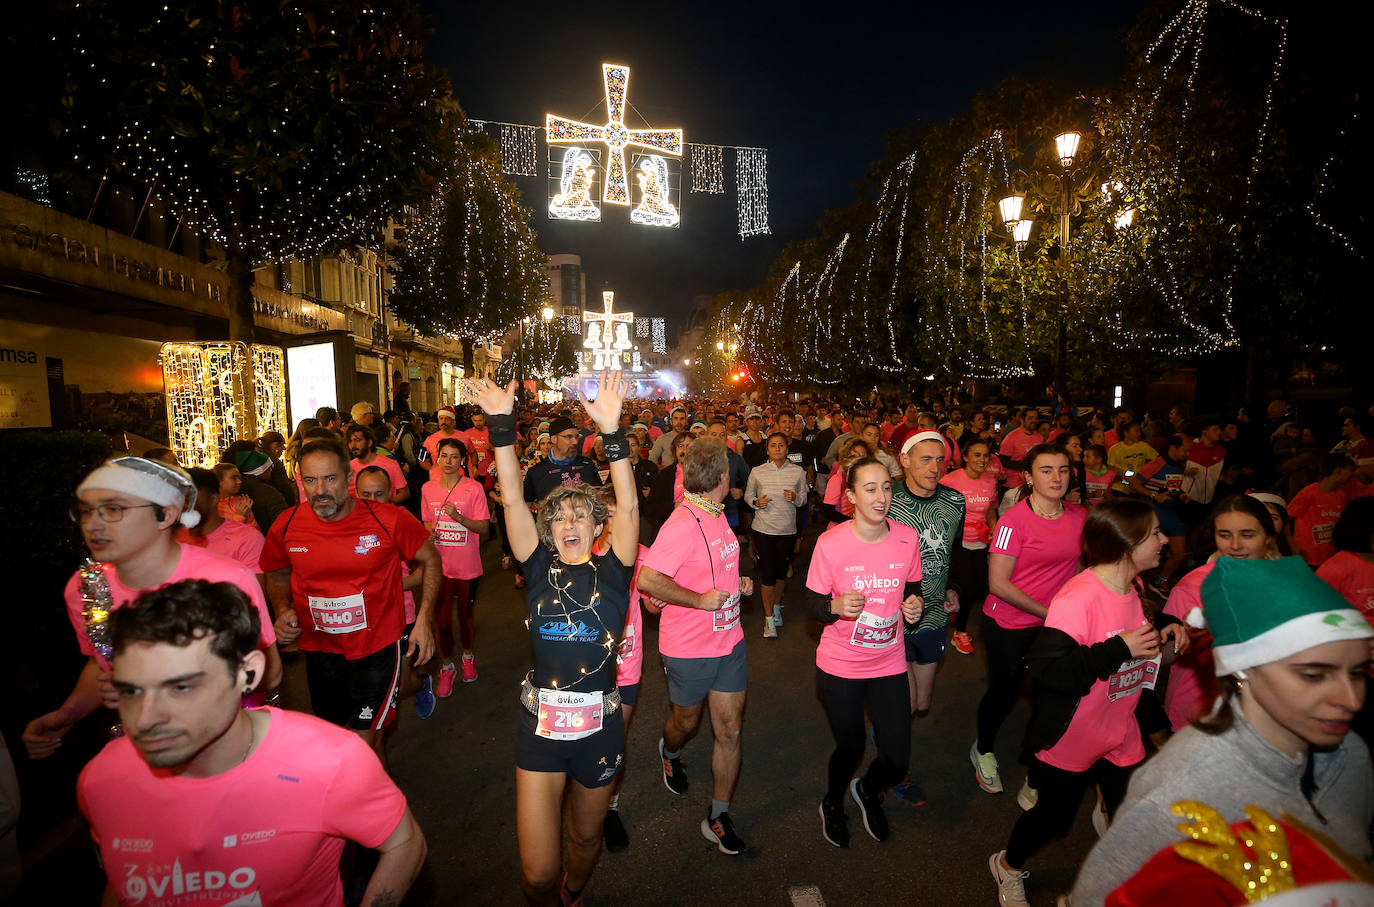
347,423,409,505
263,441,440,764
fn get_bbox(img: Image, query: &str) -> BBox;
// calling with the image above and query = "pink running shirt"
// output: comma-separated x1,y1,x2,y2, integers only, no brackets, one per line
78,707,406,907
1036,570,1147,772
176,520,266,574
463,426,494,478
349,455,406,500
420,477,490,580
64,544,276,670
1162,561,1218,731
645,502,743,659
807,520,922,679
982,498,1087,630
1289,482,1349,566
940,468,998,547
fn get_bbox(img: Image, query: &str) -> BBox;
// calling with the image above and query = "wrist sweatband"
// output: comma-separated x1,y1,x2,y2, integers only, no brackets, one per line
601,430,629,462
488,413,517,447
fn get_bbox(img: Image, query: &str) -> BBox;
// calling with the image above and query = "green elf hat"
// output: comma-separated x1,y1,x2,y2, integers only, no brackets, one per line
1202,556,1373,677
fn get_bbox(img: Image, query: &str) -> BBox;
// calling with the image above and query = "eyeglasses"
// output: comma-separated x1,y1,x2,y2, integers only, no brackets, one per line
69,503,159,524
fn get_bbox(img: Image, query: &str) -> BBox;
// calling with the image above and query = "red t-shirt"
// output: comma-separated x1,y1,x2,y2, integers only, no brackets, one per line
1037,570,1148,772
807,520,921,679
1318,551,1374,627
1288,482,1349,566
420,477,490,580
983,499,1087,630
645,502,742,659
260,501,430,658
64,545,276,670
78,707,406,907
176,520,266,574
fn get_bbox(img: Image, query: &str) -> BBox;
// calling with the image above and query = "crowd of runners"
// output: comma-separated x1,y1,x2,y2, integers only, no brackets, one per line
15,375,1374,906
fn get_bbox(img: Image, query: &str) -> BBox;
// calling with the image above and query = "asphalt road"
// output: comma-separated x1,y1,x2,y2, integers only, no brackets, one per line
26,524,1105,906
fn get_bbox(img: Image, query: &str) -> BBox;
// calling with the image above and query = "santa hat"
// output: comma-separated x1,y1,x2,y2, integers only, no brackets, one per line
77,456,201,528
1202,556,1373,676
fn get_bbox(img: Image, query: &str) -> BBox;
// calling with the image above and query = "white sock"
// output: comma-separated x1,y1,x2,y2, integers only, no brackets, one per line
609,793,620,811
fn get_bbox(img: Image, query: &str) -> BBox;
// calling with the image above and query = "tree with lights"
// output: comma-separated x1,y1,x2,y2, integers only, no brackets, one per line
387,128,549,375
56,0,453,344
494,318,581,391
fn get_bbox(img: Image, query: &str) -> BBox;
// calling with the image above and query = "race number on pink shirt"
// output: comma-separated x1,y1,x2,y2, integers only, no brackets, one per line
806,520,922,680
982,498,1087,630
1036,570,1150,773
463,427,494,478
64,544,276,670
78,708,406,907
644,504,743,659
420,477,490,580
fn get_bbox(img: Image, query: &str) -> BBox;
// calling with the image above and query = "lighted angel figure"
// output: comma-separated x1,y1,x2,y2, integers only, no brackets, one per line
612,322,632,353
584,320,603,351
630,154,680,227
549,148,601,221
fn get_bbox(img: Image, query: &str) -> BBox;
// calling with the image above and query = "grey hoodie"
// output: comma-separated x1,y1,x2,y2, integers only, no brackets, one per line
1069,707,1373,906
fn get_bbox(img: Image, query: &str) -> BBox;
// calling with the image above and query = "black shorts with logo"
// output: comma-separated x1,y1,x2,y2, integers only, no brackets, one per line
304,641,402,730
515,707,626,789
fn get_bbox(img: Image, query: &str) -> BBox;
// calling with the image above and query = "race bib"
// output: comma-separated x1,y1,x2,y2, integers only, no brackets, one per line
1314,523,1335,545
307,592,368,635
1107,656,1161,702
435,522,469,547
849,609,900,649
617,622,636,664
535,689,604,741
712,591,741,632
1166,473,1184,493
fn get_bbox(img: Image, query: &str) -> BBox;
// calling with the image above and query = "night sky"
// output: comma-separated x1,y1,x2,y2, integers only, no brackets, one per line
421,1,1146,335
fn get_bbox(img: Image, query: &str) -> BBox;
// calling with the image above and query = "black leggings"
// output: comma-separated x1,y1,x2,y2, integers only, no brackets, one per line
816,668,911,805
975,620,1040,755
1005,756,1136,868
949,545,989,633
752,530,796,586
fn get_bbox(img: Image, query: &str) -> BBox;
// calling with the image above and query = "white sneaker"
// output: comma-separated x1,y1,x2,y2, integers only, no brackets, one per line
1091,796,1108,837
970,743,1003,794
989,851,1030,907
1016,778,1038,812
763,617,778,639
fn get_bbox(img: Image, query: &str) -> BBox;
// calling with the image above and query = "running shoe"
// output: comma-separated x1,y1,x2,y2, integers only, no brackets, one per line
436,663,457,698
951,631,975,655
461,653,478,683
515,574,527,590
700,811,747,855
891,778,927,807
558,874,584,907
772,605,783,627
659,737,688,796
1092,797,1109,837
501,555,513,571
818,799,849,848
989,851,1031,907
603,809,629,853
414,675,436,719
849,778,889,842
1016,778,1038,812
762,617,778,639
970,742,1003,794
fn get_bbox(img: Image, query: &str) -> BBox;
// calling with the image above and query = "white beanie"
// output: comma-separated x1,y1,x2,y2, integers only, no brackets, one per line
77,457,201,528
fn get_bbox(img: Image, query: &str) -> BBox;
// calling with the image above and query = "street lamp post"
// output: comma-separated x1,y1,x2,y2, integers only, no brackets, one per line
998,130,1106,394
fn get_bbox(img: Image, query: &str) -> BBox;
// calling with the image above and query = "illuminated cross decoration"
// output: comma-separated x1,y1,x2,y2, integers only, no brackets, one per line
547,63,683,207
583,291,634,369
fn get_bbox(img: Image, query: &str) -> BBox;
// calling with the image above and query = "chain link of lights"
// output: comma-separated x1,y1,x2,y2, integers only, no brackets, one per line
1307,109,1363,260
736,148,770,237
500,124,539,177
251,345,289,441
651,318,666,354
689,143,724,193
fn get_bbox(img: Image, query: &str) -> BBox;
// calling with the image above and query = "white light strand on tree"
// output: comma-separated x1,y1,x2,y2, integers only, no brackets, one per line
736,148,770,237
500,124,539,177
689,143,724,193
1306,109,1363,260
